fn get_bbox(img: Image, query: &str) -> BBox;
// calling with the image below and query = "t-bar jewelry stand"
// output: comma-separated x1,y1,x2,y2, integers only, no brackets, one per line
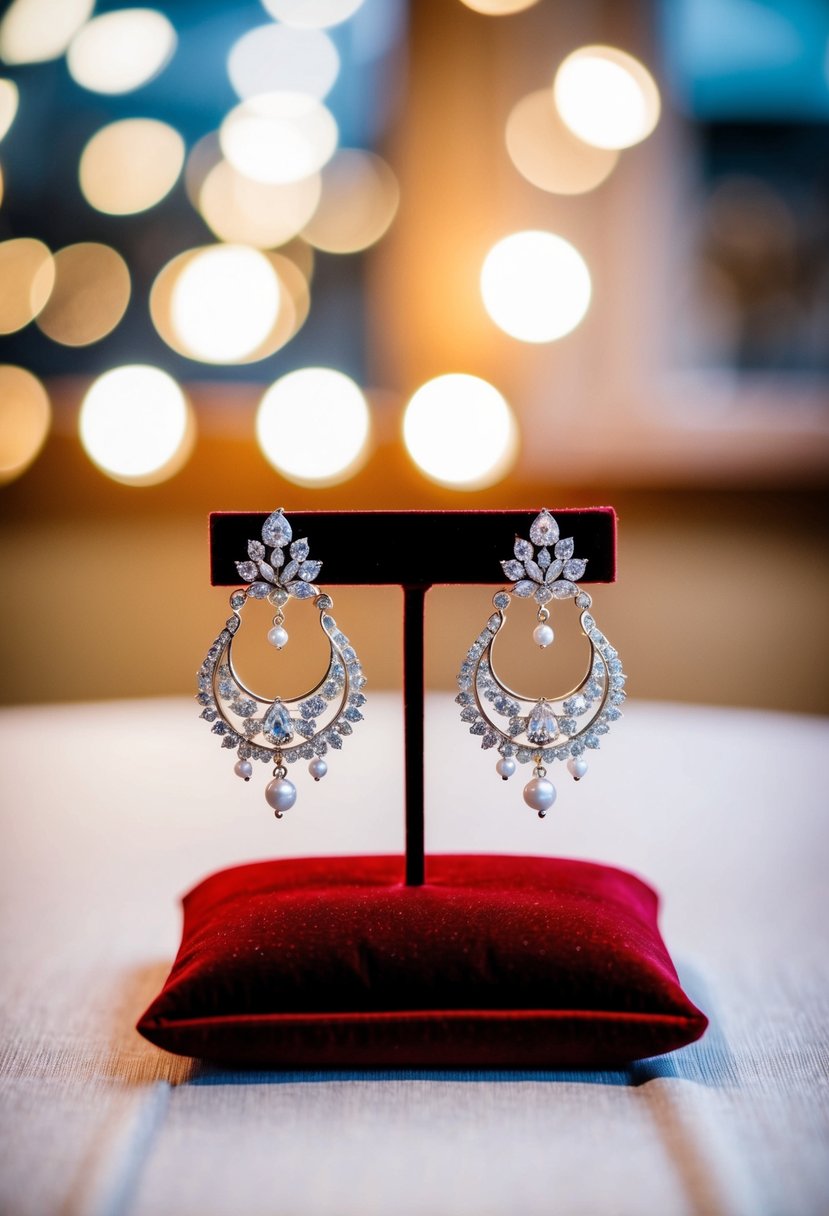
209,509,617,885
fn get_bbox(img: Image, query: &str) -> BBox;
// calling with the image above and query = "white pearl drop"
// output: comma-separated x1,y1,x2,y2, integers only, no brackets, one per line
567,757,588,781
523,776,556,814
533,623,554,648
496,757,516,781
308,758,328,782
265,777,296,815
234,758,253,781
267,625,289,649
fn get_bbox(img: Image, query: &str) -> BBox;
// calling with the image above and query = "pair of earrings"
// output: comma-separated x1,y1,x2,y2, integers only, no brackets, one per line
196,508,625,819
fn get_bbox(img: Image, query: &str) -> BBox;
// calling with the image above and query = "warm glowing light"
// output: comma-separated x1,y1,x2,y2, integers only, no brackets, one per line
0,238,54,334
261,0,365,29
0,80,19,142
303,149,399,253
228,23,339,100
554,45,661,150
79,118,185,215
220,92,338,185
67,9,176,95
151,246,309,363
256,368,370,485
458,0,539,12
79,365,193,485
198,158,321,249
480,231,591,343
403,374,517,488
505,88,618,195
0,365,51,484
34,243,130,347
170,245,281,363
0,0,93,64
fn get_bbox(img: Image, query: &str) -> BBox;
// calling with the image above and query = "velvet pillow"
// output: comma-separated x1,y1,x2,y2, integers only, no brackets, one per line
137,854,707,1069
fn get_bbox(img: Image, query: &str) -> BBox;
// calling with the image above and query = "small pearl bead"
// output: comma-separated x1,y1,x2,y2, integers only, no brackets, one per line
567,757,588,781
523,776,556,813
308,758,327,782
267,625,289,649
265,777,296,816
533,623,554,648
496,757,516,781
234,758,253,782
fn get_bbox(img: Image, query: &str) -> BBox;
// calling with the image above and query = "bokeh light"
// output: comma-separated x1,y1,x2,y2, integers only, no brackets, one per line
34,243,130,346
220,92,338,185
79,118,185,215
256,367,371,485
67,8,176,95
0,366,51,484
554,45,661,150
0,80,19,142
303,148,399,253
228,23,339,100
79,365,193,485
458,0,540,13
154,245,310,363
261,0,365,29
0,0,93,65
198,158,321,249
167,245,281,364
0,238,54,334
480,230,591,343
505,88,618,195
403,374,517,488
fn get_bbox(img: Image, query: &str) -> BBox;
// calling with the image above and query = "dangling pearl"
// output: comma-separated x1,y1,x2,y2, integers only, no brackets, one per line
308,758,327,782
533,623,554,648
268,625,289,649
523,776,556,814
496,757,516,781
234,758,253,781
567,757,588,781
265,776,296,816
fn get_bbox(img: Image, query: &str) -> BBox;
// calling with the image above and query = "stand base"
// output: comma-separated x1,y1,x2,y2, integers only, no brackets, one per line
137,854,706,1069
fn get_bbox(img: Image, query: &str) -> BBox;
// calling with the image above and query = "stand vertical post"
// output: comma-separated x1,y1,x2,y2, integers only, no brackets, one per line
402,585,429,886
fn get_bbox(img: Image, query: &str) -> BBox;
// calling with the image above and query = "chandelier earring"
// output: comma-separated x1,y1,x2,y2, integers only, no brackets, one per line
195,509,367,818
456,510,626,817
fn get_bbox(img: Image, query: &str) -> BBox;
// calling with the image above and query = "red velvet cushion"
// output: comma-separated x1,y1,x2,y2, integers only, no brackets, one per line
137,854,707,1068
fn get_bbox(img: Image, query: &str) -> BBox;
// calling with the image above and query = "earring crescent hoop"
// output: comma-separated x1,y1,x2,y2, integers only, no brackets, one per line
196,509,366,818
456,509,626,817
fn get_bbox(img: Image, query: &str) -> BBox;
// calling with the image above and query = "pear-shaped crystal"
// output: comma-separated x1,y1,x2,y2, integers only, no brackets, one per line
529,510,559,547
262,509,292,547
526,698,558,746
263,699,294,744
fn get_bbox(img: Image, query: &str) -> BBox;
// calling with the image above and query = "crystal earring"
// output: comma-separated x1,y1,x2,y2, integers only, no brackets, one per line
196,508,367,818
456,509,626,817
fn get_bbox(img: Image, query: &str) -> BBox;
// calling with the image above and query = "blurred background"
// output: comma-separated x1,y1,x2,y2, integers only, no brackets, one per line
0,0,827,711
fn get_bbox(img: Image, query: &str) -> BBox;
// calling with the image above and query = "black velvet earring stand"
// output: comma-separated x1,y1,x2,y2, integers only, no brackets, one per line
209,508,618,885
137,509,708,1067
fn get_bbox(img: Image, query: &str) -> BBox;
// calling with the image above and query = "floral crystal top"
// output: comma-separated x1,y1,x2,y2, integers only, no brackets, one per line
500,509,587,603
233,509,322,601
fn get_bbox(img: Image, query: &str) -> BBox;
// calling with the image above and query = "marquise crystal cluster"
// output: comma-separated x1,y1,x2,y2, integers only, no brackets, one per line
456,510,626,818
196,509,366,818
499,509,587,603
